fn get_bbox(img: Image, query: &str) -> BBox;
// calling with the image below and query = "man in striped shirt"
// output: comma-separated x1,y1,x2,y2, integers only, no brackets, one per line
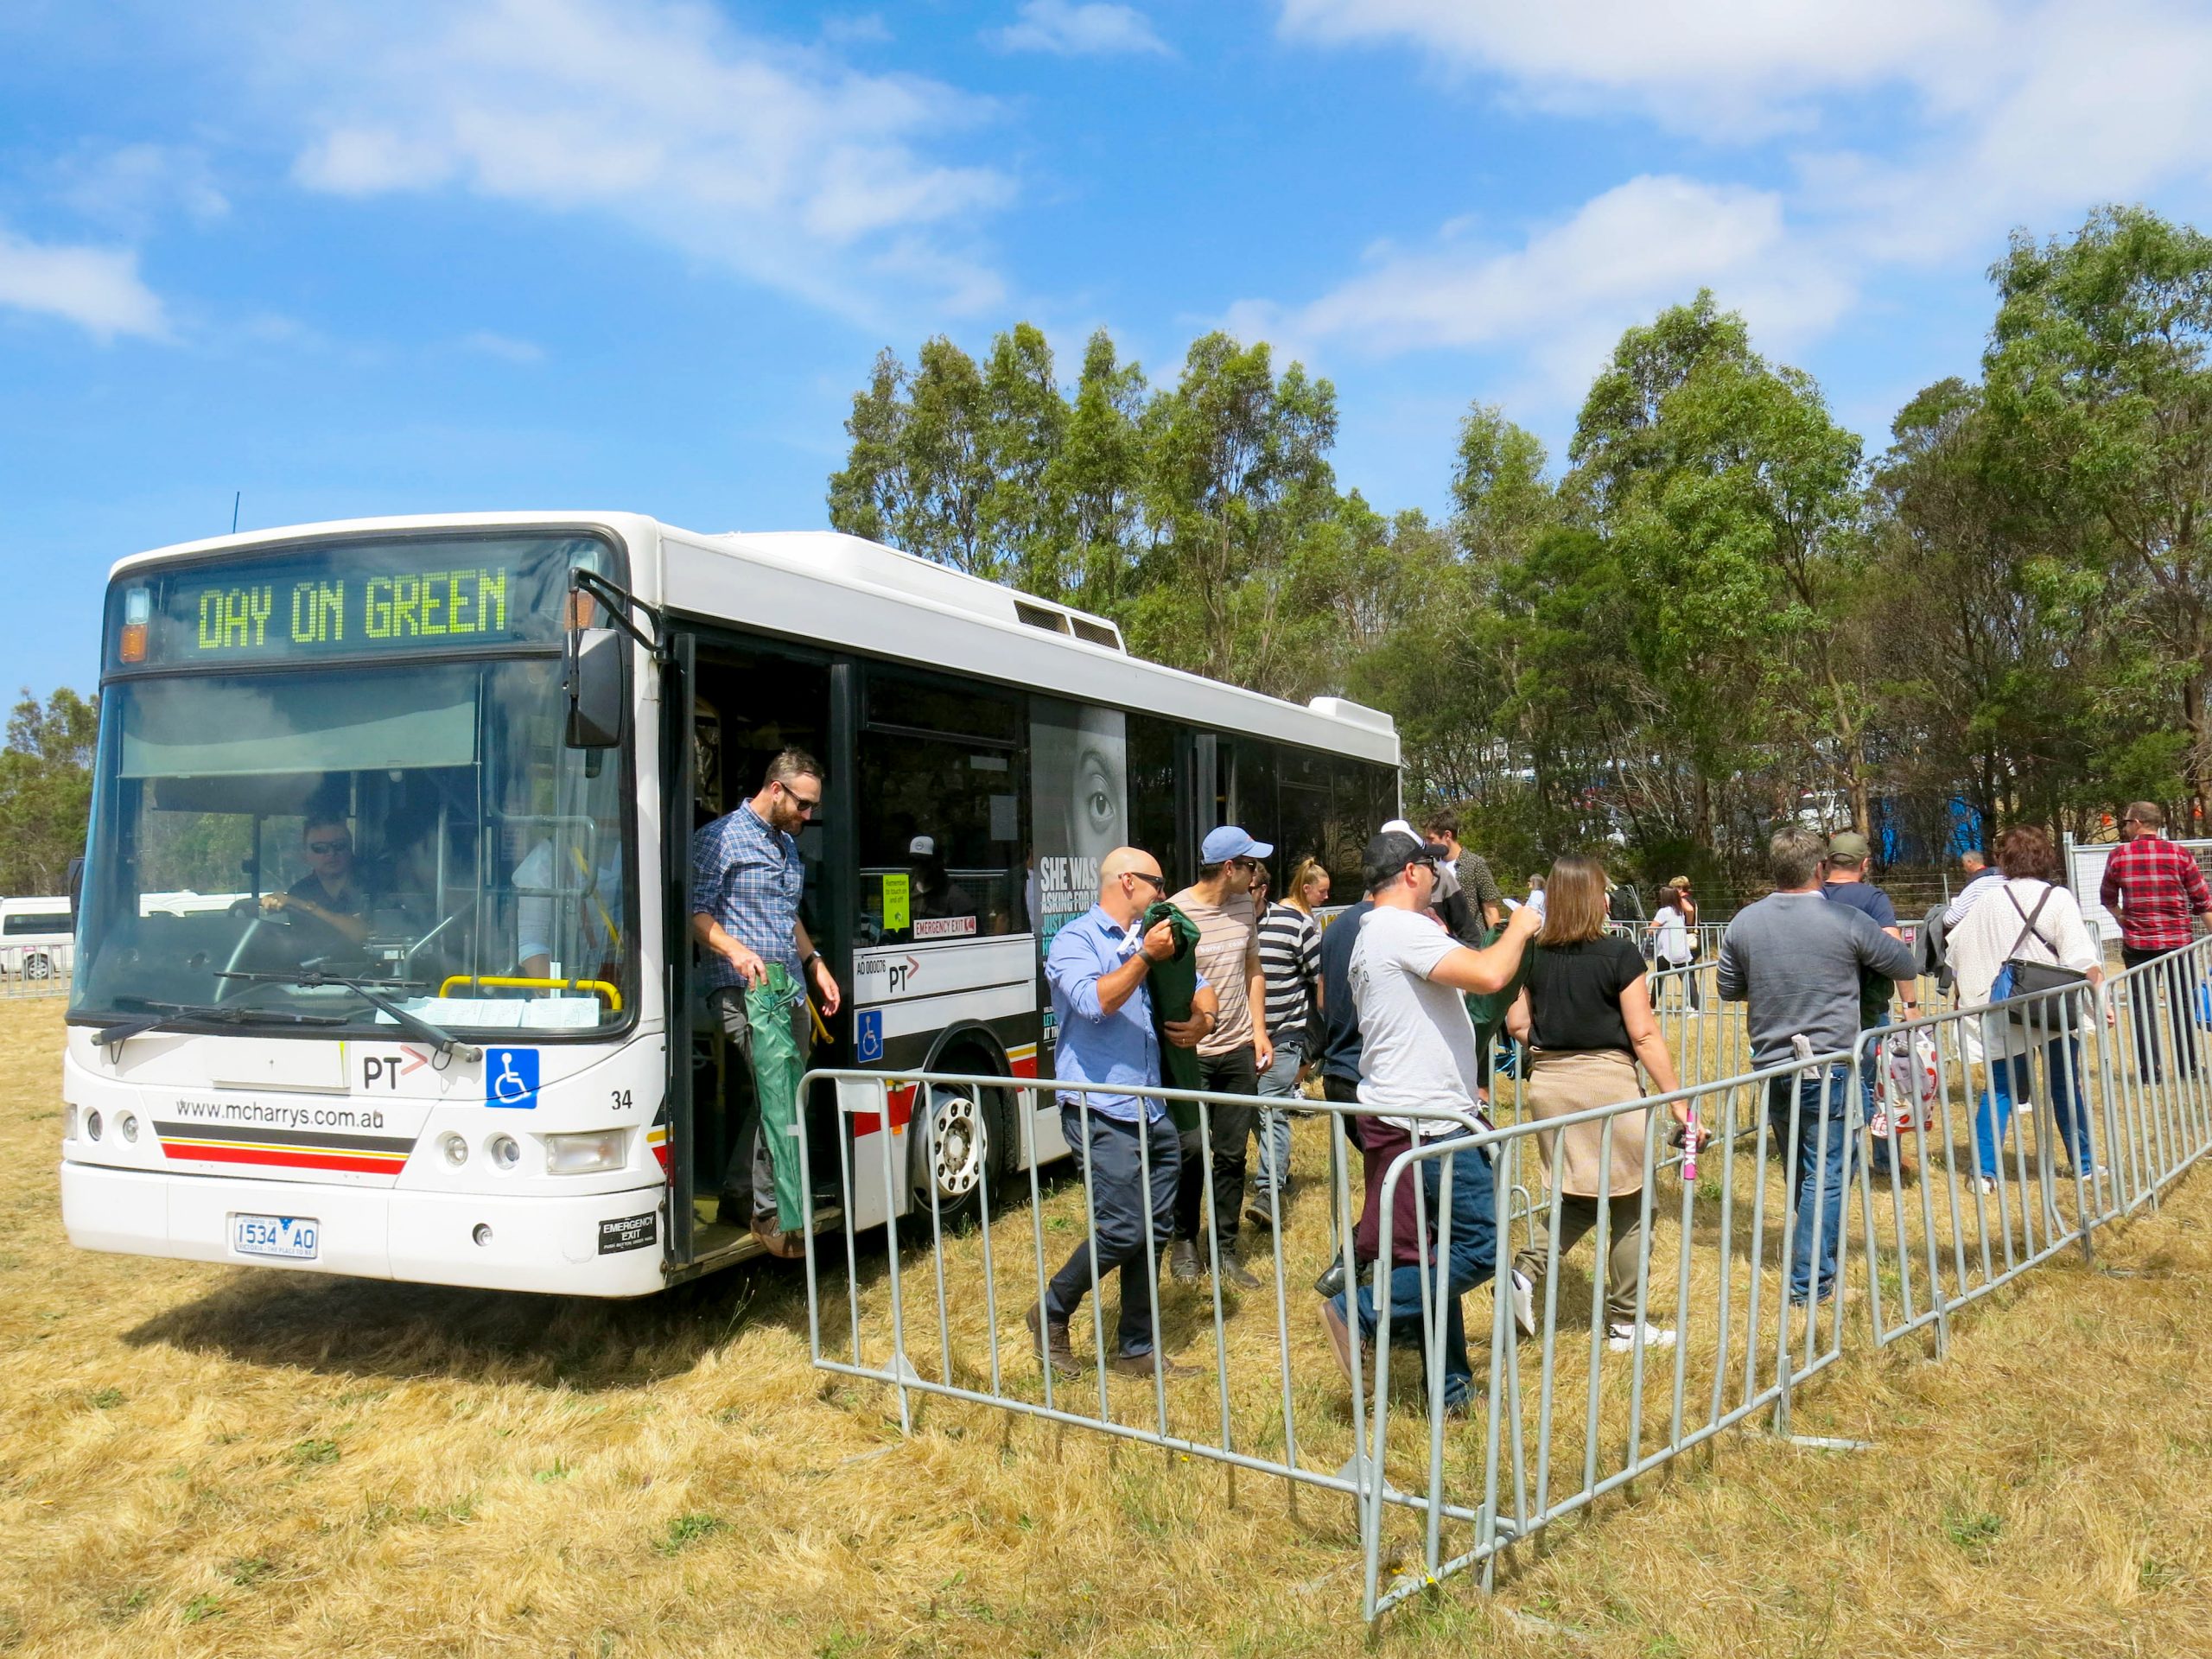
1249,860,1325,1226
2100,800,2211,1080
1166,825,1273,1287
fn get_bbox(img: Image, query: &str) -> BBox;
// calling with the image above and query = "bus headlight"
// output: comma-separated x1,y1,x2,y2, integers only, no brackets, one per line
86,1109,103,1141
544,1129,625,1175
488,1135,522,1171
120,1113,139,1143
441,1133,469,1167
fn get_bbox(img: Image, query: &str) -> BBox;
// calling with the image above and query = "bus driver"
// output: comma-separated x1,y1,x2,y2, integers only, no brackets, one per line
259,814,375,951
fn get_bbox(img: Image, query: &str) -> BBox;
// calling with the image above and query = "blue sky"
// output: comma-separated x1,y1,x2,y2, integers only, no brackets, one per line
7,0,2212,698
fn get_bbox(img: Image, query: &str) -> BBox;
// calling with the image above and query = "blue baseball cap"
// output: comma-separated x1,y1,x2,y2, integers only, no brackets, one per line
1200,824,1274,865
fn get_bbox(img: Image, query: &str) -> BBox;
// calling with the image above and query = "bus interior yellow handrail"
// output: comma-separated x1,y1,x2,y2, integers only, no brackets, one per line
437,974,622,1012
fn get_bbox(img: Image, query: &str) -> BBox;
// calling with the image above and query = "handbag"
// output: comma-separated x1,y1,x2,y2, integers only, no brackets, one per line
1992,885,2088,1033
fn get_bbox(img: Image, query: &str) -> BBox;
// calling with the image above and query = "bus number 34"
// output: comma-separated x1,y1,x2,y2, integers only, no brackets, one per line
611,1089,633,1110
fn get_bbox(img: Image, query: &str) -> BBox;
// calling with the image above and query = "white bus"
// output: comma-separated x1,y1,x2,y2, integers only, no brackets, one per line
2,896,73,980
60,514,1399,1295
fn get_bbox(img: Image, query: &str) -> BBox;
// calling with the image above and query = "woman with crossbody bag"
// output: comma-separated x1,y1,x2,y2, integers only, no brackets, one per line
1948,827,2107,1190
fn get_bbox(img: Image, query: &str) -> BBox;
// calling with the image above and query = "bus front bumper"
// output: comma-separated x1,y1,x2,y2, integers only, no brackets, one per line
60,1160,670,1297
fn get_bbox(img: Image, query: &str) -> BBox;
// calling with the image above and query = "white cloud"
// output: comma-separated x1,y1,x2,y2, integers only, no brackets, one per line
988,1,1172,59
1251,0,2212,410
0,224,168,341
460,329,545,364
1231,177,1853,400
1276,0,2004,136
261,0,1015,322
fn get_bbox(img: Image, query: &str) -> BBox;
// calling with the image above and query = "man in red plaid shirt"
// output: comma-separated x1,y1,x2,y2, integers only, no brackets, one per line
2100,801,2211,1080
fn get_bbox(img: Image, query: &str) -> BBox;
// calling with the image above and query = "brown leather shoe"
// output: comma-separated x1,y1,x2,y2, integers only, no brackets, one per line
749,1213,804,1260
1026,1302,1080,1378
1109,1349,1197,1379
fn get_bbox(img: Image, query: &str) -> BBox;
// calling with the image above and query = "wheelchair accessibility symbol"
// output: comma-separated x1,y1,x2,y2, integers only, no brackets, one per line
855,1009,884,1065
486,1047,539,1109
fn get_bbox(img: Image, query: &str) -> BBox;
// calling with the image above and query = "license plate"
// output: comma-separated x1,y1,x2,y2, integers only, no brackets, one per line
232,1213,320,1260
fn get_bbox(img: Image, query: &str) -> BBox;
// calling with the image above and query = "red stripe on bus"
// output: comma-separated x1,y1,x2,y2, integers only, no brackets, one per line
160,1141,404,1176
852,1083,917,1137
1009,1053,1038,1078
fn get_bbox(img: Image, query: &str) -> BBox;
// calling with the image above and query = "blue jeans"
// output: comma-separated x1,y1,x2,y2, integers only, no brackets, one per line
1329,1130,1497,1408
1251,1040,1302,1204
1974,1027,2092,1179
1765,1065,1853,1305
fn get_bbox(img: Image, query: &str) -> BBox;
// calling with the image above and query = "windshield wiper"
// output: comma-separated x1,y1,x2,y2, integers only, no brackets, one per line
94,997,350,1051
215,969,484,1063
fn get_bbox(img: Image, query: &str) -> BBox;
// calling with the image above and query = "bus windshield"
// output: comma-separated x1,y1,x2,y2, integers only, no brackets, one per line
72,656,632,1036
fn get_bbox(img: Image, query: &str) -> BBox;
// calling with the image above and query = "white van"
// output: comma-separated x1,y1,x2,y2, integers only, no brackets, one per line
1,896,73,980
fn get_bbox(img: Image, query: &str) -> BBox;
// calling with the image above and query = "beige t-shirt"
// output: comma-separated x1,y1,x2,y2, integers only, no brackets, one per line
1171,886,1261,1058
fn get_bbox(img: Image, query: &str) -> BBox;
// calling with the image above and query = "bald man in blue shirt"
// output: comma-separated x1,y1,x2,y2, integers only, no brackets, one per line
1027,845,1217,1379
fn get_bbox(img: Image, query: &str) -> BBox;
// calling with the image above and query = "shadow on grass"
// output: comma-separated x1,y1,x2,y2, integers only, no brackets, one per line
113,1165,1091,1389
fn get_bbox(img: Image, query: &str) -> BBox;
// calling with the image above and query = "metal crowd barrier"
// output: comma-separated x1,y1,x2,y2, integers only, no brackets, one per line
0,939,73,998
1857,934,2212,1355
794,1051,1863,1622
791,931,2212,1624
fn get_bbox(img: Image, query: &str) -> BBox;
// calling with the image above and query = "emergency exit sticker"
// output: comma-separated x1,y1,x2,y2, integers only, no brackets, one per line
882,873,911,931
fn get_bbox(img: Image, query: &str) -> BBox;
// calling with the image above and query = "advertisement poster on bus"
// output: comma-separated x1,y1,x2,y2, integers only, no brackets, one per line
1030,699,1128,1057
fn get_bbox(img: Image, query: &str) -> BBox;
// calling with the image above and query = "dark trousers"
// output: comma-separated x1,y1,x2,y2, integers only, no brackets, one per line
1175,1045,1259,1244
1323,1071,1365,1149
2121,944,2199,1081
1859,1007,1894,1177
1046,1105,1181,1357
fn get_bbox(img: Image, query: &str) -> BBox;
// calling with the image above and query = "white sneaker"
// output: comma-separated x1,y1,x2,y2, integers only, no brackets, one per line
1605,1321,1676,1353
1973,1174,1998,1196
1509,1268,1536,1338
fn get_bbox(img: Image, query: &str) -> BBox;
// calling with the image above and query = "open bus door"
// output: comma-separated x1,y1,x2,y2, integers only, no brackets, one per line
663,629,699,1272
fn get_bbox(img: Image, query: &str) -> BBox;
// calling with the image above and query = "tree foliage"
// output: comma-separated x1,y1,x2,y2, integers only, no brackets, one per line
0,687,97,897
828,213,2212,890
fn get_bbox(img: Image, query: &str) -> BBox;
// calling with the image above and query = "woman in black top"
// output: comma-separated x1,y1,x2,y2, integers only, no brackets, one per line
1506,855,1691,1353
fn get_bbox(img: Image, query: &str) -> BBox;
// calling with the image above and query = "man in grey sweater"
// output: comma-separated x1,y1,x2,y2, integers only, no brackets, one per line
1719,826,1922,1306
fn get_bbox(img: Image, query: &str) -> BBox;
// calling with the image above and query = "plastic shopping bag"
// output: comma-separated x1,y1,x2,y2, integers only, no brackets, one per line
1880,1027,1941,1135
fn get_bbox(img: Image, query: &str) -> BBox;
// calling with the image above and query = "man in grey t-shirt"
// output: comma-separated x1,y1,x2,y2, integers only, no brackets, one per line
1317,830,1540,1416
1719,825,1920,1307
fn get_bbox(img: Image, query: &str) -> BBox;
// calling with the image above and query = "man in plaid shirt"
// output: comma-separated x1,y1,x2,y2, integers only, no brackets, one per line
2099,800,2210,1080
692,747,842,1255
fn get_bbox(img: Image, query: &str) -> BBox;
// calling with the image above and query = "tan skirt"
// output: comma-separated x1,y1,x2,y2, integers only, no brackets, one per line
1523,1048,1653,1198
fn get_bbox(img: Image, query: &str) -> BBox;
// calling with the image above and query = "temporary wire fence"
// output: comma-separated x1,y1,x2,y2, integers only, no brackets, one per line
0,939,73,998
794,932,2212,1624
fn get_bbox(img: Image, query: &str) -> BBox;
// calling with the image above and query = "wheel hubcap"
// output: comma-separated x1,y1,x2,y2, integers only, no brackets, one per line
928,1092,985,1199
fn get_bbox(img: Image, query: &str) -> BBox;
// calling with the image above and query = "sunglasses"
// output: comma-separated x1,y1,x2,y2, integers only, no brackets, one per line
308,840,352,855
779,783,822,814
1126,870,1166,892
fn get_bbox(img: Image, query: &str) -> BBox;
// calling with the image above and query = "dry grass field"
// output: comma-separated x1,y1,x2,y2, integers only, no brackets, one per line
5,991,2212,1656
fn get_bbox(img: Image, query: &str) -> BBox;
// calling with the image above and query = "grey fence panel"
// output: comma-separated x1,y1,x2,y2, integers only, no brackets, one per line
793,931,2212,1624
0,939,74,998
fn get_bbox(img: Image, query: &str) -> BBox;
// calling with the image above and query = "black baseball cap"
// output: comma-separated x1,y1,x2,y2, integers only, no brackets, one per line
1362,830,1433,893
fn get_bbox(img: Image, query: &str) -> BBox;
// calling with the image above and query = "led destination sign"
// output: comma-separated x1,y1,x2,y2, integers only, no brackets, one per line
110,534,614,669
191,568,512,652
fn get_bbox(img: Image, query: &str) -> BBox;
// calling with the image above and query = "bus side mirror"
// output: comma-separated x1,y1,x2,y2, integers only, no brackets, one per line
565,628,625,748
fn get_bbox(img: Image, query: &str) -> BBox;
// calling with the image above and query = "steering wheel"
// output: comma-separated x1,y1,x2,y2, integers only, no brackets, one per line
400,901,475,977
217,908,292,992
